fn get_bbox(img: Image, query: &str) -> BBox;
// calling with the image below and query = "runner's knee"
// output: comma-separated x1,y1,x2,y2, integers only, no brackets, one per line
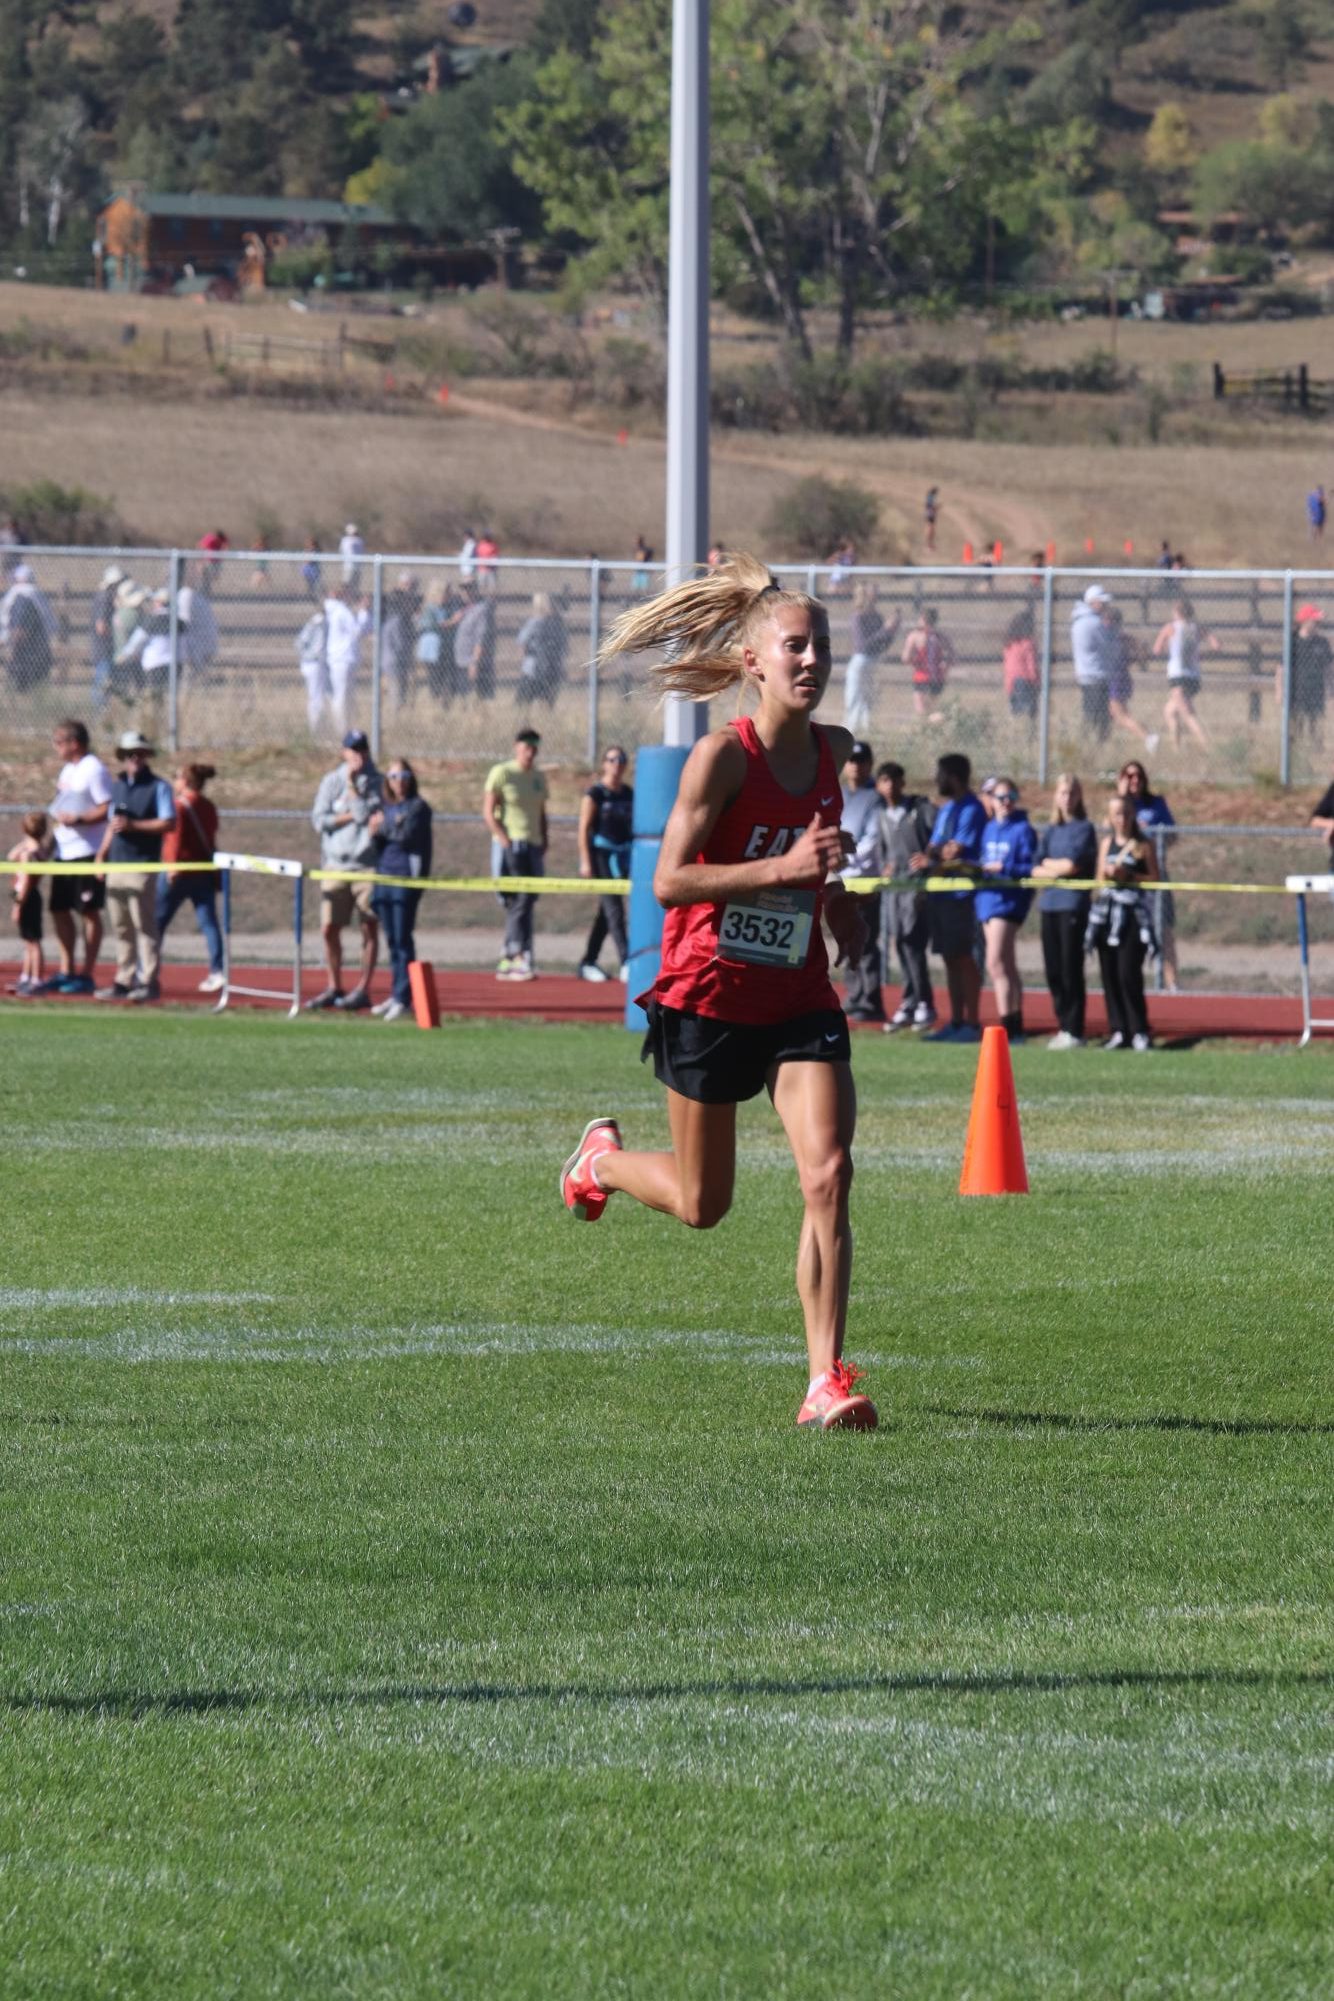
799,1145,853,1213
678,1183,732,1230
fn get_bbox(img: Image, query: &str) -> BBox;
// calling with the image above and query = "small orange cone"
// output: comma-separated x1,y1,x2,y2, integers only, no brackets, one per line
408,960,441,1030
962,540,974,564
959,1026,1028,1196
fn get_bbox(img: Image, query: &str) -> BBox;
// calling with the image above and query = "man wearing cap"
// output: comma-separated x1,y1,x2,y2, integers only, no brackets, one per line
1071,584,1114,742
308,730,382,1010
39,718,113,995
839,739,887,1022
1290,603,1330,745
484,728,548,979
93,730,175,1003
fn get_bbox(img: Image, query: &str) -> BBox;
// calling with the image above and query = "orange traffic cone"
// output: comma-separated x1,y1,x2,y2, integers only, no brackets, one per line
408,960,441,1030
959,1026,1028,1196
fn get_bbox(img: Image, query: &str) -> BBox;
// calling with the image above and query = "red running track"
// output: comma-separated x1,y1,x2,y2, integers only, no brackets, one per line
0,959,1321,1040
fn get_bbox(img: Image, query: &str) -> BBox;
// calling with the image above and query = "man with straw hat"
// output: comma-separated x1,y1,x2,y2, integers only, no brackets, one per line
93,729,175,1003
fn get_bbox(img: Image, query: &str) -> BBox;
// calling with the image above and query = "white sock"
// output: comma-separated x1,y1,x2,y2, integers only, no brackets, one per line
807,1370,829,1397
589,1151,607,1191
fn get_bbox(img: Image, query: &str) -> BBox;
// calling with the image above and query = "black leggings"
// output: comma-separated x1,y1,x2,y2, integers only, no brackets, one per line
1040,908,1086,1038
581,849,628,970
1097,931,1149,1042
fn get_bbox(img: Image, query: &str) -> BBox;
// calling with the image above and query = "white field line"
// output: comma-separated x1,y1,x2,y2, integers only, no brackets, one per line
0,1287,275,1310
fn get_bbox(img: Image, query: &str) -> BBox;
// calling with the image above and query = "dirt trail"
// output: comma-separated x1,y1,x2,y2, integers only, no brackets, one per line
446,388,1054,560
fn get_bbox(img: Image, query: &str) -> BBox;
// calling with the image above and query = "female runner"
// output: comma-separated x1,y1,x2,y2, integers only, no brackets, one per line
559,554,878,1431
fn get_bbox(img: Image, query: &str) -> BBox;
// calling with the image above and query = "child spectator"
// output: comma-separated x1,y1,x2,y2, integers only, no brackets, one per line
1002,606,1039,726
8,810,53,994
976,779,1037,1042
157,763,224,994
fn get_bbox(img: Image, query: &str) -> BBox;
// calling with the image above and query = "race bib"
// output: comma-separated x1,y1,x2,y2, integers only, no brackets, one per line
717,887,816,968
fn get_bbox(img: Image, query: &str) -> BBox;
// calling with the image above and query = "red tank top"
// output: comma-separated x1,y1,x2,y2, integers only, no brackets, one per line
649,716,842,1026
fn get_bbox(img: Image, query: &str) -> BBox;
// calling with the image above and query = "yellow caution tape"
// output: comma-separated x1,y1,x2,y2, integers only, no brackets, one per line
309,868,630,895
1,860,218,875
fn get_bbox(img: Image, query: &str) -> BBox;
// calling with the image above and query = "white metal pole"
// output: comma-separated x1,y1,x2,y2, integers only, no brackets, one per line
662,0,710,750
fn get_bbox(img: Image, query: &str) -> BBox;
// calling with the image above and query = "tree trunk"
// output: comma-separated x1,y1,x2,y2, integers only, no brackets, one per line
730,190,812,363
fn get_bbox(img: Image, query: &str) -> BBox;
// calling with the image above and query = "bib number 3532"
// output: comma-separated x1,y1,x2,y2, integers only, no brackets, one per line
717,887,816,968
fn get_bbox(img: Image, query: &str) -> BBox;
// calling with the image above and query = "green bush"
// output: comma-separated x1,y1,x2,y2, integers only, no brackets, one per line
594,337,665,409
712,353,918,436
0,479,130,545
762,475,880,560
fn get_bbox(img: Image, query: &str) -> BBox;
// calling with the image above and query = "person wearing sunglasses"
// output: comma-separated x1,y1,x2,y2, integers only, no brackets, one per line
93,729,176,1003
367,760,432,1023
577,745,633,981
975,777,1037,1043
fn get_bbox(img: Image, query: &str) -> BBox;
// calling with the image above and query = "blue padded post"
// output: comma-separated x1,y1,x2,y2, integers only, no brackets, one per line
624,744,690,1029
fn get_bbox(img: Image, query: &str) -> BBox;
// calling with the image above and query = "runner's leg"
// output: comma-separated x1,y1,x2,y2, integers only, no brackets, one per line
768,1059,856,1380
596,1089,736,1228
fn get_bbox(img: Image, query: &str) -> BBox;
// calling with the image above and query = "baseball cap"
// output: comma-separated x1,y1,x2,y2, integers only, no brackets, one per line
1297,603,1323,623
342,729,369,752
116,729,154,755
848,739,873,762
515,727,541,747
1083,584,1111,606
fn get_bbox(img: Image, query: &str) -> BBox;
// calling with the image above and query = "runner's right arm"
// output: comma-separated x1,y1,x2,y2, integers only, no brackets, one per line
653,732,847,909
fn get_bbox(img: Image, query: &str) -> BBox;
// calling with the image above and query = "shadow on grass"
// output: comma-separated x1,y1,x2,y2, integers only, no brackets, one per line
5,1665,1334,1720
932,1405,1334,1438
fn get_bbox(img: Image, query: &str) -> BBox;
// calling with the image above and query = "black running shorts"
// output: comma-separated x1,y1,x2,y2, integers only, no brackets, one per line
641,1001,851,1105
49,869,106,916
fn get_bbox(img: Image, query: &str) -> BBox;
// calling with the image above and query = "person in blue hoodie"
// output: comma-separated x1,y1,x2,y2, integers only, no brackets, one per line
368,758,433,1023
976,777,1038,1042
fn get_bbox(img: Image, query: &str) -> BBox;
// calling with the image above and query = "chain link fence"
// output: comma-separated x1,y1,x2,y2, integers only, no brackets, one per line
1,547,1332,788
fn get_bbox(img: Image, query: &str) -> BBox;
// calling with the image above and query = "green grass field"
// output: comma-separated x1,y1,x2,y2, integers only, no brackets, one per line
1,1008,1331,1998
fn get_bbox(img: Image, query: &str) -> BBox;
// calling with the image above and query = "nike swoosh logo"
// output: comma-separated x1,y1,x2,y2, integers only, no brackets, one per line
824,1032,840,1043
821,795,835,806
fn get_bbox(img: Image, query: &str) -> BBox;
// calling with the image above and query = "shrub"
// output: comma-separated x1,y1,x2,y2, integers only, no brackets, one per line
713,353,918,436
594,338,665,410
762,475,880,560
0,479,130,545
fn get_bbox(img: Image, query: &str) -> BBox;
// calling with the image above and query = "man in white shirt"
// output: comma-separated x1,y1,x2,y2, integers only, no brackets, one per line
322,587,371,734
40,717,113,994
339,523,364,589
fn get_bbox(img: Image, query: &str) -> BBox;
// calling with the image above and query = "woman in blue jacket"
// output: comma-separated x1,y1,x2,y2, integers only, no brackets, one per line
369,759,433,1023
976,777,1038,1042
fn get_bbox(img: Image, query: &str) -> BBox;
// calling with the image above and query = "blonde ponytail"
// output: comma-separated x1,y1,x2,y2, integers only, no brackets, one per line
598,551,821,702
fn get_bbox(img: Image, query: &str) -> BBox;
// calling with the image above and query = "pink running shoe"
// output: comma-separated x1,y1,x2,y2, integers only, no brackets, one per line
796,1359,878,1431
560,1116,622,1221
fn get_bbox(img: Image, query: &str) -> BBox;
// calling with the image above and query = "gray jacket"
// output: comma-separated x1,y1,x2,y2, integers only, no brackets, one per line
311,761,382,868
1070,601,1111,686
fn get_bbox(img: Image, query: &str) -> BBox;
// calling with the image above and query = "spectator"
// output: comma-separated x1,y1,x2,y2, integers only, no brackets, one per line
1070,582,1113,742
414,584,450,704
915,751,985,1042
924,486,939,552
1089,792,1158,1052
876,761,936,1033
156,762,224,994
300,536,323,602
1,562,57,692
839,738,886,1022
456,585,496,700
179,573,218,683
1152,594,1218,751
368,758,432,1023
902,606,953,721
978,775,999,820
93,729,175,1005
8,810,53,995
296,598,331,736
484,726,548,981
1117,759,1179,994
0,514,20,577
339,521,364,589
1156,539,1174,571
474,530,500,592
843,584,898,740
196,527,228,595
42,719,112,995
1309,766,1334,860
825,539,856,594
323,584,371,735
1288,602,1331,746
458,529,478,583
1105,605,1157,751
90,564,124,712
577,744,633,982
1002,605,1039,727
382,571,421,711
1307,485,1326,542
114,586,176,739
631,535,653,595
1032,772,1097,1049
976,777,1037,1042
111,579,146,701
517,591,568,707
307,729,382,1012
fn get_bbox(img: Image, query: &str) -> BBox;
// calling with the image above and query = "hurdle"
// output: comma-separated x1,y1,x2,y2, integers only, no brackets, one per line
215,851,304,1019
1285,875,1334,1047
